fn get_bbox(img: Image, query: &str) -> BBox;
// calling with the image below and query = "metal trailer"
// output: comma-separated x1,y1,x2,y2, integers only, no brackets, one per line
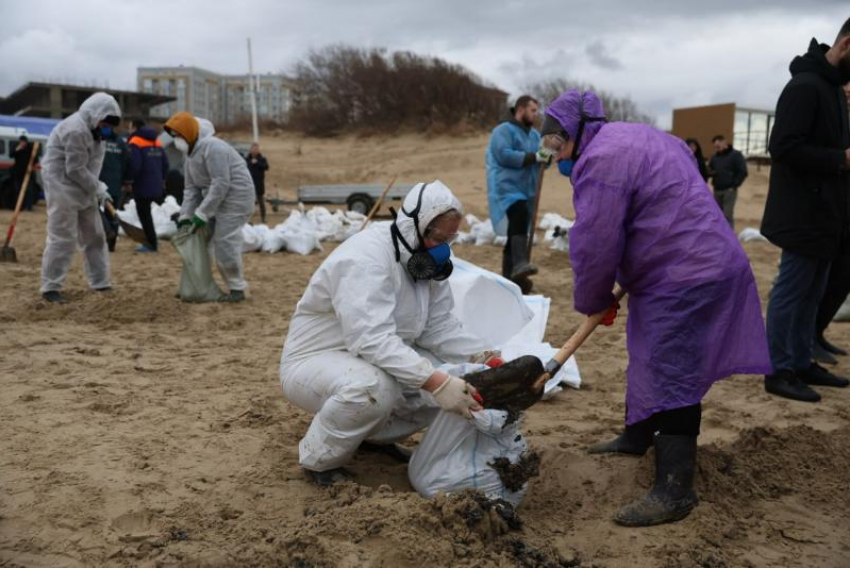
270,183,416,214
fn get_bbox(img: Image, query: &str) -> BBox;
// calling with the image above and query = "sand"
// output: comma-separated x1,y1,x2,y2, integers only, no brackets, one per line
1,132,849,567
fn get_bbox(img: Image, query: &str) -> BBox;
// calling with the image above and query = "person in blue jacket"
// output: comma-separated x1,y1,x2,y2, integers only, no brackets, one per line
126,124,169,252
485,95,547,293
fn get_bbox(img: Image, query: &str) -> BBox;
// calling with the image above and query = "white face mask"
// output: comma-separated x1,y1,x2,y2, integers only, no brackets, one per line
173,137,190,154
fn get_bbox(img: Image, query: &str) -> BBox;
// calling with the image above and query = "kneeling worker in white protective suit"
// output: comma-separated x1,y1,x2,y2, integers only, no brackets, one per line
280,181,500,486
163,112,255,302
40,92,122,304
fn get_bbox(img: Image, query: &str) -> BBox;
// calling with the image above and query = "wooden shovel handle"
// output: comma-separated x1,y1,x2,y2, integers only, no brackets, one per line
526,162,546,261
360,175,397,231
552,285,627,366
4,142,40,247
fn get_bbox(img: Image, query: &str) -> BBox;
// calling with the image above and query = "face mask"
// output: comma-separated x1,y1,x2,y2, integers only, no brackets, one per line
174,137,190,154
100,126,113,138
558,159,574,178
390,183,454,281
91,128,103,142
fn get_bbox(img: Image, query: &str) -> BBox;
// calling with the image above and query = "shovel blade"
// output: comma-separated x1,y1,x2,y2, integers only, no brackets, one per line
463,354,546,413
0,246,17,263
118,220,151,248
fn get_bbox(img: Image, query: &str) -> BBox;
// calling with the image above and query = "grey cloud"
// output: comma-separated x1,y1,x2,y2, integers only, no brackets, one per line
584,40,623,71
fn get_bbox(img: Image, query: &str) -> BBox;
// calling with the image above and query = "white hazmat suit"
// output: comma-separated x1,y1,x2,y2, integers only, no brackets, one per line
40,92,121,293
280,181,489,472
179,119,255,291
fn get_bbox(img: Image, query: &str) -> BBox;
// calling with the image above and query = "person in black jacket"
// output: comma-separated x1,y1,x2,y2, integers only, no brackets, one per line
813,81,850,365
686,138,709,182
708,135,747,228
245,143,269,223
761,19,850,403
12,136,40,211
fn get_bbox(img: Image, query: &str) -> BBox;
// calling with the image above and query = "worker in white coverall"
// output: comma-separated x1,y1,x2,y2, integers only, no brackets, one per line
40,92,122,304
280,181,499,486
163,111,255,302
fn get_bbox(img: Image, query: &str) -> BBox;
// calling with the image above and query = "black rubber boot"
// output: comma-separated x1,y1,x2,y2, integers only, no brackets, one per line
42,291,67,304
502,245,512,279
614,435,698,526
509,235,538,281
588,421,655,455
812,340,838,366
798,362,849,388
359,441,412,463
818,335,848,356
306,467,352,487
764,370,821,402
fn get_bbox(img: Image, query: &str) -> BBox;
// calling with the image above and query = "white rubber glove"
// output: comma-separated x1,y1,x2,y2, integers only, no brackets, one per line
536,147,553,164
96,181,111,206
432,375,482,419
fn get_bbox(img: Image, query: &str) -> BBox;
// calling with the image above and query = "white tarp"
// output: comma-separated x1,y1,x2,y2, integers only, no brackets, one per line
449,257,581,392
116,196,182,240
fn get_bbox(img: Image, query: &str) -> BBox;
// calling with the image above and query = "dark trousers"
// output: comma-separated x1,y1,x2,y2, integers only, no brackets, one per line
816,255,850,337
630,404,702,437
502,200,529,277
256,191,266,223
136,197,158,251
766,250,831,371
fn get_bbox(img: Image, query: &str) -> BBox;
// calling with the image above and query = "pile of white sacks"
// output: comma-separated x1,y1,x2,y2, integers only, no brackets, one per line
118,201,577,256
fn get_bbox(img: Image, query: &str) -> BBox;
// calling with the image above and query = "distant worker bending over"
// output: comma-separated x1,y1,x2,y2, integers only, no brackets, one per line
280,181,498,486
40,92,122,304
163,112,255,302
486,95,546,293
540,89,771,527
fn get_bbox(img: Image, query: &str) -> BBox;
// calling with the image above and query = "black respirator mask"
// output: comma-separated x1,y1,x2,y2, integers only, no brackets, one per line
390,183,454,281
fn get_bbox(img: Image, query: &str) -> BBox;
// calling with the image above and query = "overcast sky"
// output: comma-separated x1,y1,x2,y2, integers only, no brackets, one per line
1,1,847,128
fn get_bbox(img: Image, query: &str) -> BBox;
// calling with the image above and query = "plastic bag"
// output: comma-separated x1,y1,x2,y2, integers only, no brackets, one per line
409,364,531,505
171,226,225,302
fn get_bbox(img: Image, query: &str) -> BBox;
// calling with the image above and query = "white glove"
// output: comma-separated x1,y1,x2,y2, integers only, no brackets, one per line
96,181,111,205
432,375,482,419
535,147,553,163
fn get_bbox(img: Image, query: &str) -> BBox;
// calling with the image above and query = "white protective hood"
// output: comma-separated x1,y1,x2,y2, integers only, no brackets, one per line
77,92,121,130
394,180,463,256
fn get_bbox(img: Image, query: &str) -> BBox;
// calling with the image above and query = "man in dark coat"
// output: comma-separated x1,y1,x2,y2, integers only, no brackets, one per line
761,18,850,402
13,136,40,210
98,126,129,251
245,143,269,223
708,135,747,229
127,125,169,252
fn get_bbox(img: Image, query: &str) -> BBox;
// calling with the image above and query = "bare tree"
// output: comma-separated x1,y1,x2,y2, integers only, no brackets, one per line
288,45,508,136
523,78,656,126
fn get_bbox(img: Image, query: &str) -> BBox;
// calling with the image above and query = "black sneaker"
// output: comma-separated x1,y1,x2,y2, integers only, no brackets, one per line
42,291,67,304
222,290,246,303
812,340,838,365
359,441,412,463
798,363,850,388
818,335,848,356
765,370,821,402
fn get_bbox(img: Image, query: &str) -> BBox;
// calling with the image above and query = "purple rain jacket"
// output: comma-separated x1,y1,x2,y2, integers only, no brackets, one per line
546,90,771,424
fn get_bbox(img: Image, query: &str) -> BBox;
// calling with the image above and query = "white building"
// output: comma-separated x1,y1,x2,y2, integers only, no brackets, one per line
137,66,294,126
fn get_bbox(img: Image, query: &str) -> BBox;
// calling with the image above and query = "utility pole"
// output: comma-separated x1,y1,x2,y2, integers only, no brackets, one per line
247,38,259,143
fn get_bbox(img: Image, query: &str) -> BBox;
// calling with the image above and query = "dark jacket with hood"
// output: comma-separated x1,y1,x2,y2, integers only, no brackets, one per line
761,38,850,259
127,126,168,201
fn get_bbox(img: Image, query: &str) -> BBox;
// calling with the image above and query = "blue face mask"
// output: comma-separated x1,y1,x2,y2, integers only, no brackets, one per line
100,126,113,138
558,159,574,177
426,242,451,268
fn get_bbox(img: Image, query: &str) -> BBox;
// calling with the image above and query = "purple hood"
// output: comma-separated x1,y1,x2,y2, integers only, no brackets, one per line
544,89,606,155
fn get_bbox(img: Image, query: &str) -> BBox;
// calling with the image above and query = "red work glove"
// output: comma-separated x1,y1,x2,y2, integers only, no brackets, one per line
600,301,620,326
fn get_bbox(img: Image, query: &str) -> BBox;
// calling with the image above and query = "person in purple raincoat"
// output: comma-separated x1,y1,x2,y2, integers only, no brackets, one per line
539,89,771,527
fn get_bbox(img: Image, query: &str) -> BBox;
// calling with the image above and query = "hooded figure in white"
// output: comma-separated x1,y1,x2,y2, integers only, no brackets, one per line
163,112,255,299
40,92,122,301
280,181,493,484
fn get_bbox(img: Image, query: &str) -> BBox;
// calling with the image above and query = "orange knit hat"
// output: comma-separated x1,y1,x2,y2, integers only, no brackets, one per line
164,111,199,145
